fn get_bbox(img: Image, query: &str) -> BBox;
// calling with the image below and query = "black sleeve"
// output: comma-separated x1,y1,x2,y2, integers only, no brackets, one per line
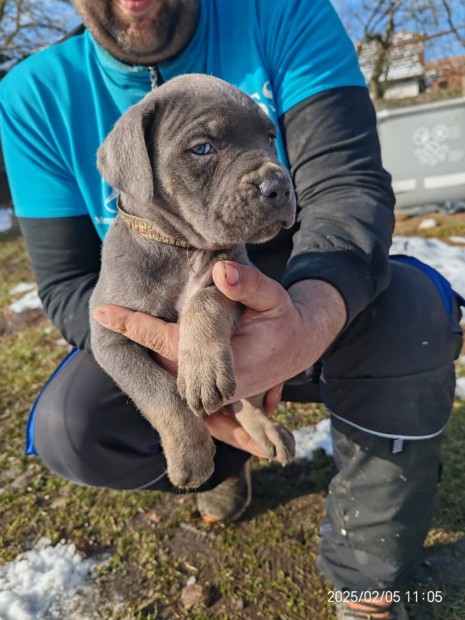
279,86,395,325
18,215,101,352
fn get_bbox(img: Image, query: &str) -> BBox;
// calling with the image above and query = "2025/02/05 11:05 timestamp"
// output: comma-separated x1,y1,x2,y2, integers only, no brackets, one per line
328,591,444,604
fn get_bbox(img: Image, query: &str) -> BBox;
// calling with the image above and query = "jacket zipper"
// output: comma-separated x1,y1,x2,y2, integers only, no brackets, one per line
148,66,164,89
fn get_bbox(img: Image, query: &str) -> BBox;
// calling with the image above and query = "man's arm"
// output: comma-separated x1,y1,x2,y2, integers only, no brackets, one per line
279,86,396,325
18,215,101,351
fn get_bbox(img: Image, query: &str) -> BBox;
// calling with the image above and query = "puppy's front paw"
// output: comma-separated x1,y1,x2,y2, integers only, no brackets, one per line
163,425,216,490
177,347,236,415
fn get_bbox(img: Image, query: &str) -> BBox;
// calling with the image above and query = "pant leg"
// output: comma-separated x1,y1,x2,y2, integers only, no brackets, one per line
32,349,249,491
314,260,463,591
318,416,443,592
321,260,463,438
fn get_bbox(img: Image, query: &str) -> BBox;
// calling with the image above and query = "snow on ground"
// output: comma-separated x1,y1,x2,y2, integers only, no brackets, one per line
456,378,465,401
293,418,333,460
9,288,42,314
390,235,465,300
0,208,13,233
449,236,465,245
0,539,108,620
10,283,36,295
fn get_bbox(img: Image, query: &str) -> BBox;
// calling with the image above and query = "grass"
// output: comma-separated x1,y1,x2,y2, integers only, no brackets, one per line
1,216,465,619
394,213,465,241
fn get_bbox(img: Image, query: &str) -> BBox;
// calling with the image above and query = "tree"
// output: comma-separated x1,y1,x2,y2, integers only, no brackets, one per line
333,0,464,99
441,0,465,49
0,0,77,71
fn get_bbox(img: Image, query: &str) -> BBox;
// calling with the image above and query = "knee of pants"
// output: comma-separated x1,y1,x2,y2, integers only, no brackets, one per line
321,261,463,437
326,260,462,378
32,352,167,490
318,416,444,591
31,350,250,492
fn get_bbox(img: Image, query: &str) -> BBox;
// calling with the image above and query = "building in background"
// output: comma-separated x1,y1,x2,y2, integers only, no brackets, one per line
426,54,465,94
358,31,425,99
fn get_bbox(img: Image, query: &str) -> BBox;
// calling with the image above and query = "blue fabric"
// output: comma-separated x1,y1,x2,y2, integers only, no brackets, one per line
0,0,366,240
25,348,79,456
390,254,465,315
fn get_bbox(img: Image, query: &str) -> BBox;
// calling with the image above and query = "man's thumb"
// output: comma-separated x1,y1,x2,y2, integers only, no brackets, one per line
212,261,285,312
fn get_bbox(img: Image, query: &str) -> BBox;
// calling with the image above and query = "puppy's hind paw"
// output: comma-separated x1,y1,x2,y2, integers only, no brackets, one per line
251,420,296,465
166,438,216,490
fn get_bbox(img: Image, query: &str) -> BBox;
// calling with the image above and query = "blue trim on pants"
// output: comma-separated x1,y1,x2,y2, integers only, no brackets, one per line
25,347,79,456
390,254,465,314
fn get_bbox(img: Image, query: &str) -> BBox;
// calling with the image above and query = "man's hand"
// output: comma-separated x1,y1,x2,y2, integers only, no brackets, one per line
92,261,346,453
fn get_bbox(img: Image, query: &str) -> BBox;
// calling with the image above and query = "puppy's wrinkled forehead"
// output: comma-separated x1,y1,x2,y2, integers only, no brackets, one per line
151,74,275,143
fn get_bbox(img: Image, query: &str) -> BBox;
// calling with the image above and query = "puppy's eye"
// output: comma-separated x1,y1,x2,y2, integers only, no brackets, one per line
190,143,215,156
269,135,276,146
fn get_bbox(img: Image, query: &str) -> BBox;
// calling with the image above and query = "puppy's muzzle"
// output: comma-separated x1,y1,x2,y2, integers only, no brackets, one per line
257,170,295,229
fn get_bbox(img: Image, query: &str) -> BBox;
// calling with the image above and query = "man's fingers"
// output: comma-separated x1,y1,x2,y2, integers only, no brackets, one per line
205,412,266,458
212,261,286,313
93,304,179,360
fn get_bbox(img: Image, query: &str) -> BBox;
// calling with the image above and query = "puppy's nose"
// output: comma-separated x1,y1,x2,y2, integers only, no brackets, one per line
259,174,290,206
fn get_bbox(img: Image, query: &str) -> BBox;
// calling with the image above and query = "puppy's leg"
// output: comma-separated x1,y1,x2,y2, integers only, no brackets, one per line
177,287,241,415
232,395,295,465
91,324,215,489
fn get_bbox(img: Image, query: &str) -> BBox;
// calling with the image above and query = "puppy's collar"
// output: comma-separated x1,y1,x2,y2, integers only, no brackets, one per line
117,198,191,249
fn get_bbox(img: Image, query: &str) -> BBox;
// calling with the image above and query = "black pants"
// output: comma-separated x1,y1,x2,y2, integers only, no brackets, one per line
30,260,463,592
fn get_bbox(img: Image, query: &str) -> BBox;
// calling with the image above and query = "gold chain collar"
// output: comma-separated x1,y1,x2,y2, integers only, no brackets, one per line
116,197,191,249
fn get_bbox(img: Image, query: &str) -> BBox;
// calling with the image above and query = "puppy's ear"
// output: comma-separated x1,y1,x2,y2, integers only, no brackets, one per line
97,100,155,203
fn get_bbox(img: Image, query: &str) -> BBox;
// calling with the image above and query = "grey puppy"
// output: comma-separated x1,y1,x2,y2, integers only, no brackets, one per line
90,74,297,489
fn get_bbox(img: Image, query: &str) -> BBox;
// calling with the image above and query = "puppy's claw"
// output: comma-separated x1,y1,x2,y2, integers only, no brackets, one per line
177,374,186,399
273,424,296,464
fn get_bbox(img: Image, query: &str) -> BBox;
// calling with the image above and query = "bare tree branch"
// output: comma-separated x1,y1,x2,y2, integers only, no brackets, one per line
0,0,76,66
335,0,461,99
441,0,465,47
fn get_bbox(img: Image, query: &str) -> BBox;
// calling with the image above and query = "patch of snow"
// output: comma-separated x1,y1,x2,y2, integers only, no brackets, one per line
418,218,438,230
10,282,36,295
0,208,13,233
9,290,42,313
456,377,465,401
449,236,465,245
0,539,106,620
293,418,333,461
390,236,465,300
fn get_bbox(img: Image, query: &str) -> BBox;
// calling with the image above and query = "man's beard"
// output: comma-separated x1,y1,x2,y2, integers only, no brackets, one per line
107,4,181,58
73,1,194,65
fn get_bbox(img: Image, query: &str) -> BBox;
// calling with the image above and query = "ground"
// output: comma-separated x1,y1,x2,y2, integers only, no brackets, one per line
1,214,465,619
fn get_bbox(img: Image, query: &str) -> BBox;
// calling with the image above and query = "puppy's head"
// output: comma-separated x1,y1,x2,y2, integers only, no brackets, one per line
98,74,296,249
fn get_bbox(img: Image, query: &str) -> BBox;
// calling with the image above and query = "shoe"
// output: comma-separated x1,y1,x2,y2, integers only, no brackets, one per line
336,600,410,619
196,460,252,523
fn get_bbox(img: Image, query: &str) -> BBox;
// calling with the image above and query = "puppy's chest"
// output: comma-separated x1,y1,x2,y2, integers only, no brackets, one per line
174,254,214,316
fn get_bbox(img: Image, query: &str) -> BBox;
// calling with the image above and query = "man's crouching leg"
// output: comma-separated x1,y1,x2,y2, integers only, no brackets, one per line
320,417,443,608
318,259,463,611
32,349,248,491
